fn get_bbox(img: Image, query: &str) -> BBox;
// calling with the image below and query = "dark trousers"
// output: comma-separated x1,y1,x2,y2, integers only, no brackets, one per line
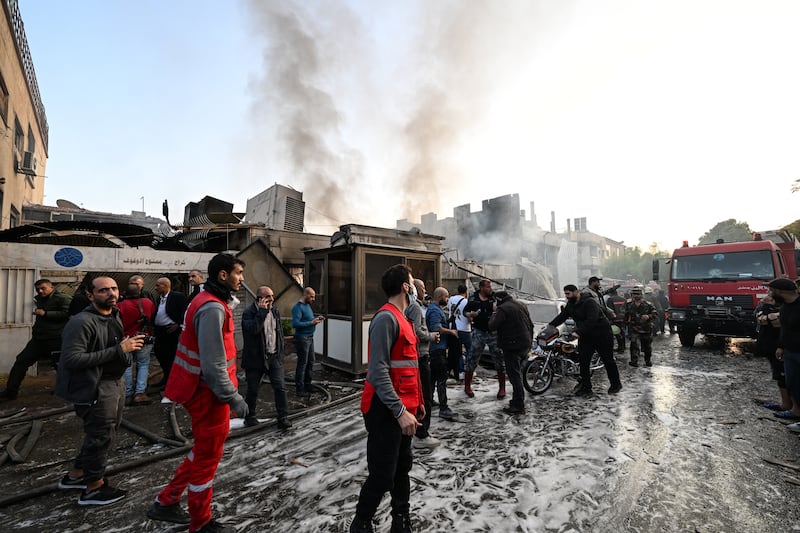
430,349,449,410
446,334,462,379
415,355,432,439
503,348,526,409
73,378,125,483
294,336,315,394
355,398,413,519
154,325,180,382
5,337,62,393
578,329,621,391
245,355,289,420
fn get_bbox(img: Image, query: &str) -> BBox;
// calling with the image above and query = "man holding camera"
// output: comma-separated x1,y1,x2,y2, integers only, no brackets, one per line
55,276,145,505
117,283,156,405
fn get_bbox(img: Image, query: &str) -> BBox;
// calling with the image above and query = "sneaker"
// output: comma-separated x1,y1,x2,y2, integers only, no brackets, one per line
644,361,653,367
277,417,293,429
195,519,230,532
445,378,457,386
787,422,800,434
412,435,441,449
133,392,152,405
243,416,260,427
439,407,457,420
574,388,593,397
147,500,190,524
502,405,525,415
58,474,87,490
78,483,127,506
608,385,622,394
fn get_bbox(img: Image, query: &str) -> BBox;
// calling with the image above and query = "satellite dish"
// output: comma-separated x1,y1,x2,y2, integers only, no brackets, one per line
56,199,82,210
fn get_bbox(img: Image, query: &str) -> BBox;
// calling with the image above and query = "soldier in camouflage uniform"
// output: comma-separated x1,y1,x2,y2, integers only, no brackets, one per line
624,286,657,367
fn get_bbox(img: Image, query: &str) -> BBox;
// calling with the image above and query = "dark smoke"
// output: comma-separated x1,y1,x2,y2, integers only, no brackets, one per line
247,1,364,229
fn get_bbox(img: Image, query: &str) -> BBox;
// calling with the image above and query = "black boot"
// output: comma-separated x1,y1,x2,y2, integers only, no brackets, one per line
350,515,374,533
390,512,412,533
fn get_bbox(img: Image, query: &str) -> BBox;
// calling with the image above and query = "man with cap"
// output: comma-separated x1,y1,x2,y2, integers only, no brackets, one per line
624,286,657,367
582,276,617,322
768,278,800,421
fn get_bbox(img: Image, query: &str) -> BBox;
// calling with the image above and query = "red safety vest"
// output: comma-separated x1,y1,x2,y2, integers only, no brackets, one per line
165,291,238,404
360,303,422,415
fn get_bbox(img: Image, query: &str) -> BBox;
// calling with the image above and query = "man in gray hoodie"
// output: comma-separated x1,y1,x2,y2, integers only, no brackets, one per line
56,276,145,506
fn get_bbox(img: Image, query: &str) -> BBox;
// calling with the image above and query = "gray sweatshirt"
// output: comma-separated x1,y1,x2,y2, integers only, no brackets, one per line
194,301,243,406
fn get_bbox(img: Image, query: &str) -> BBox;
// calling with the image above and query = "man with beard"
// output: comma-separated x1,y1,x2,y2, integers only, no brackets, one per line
147,253,248,532
426,287,458,421
548,284,622,396
463,279,506,400
1,279,72,401
56,277,145,505
488,291,534,415
768,278,800,421
624,286,657,367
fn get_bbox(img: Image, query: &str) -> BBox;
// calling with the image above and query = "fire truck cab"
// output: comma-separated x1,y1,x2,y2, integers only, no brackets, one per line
655,231,800,347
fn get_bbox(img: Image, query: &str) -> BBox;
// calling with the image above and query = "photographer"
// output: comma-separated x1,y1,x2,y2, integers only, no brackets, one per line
117,283,156,405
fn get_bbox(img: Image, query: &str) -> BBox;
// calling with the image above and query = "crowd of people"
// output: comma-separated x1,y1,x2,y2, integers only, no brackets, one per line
3,261,799,532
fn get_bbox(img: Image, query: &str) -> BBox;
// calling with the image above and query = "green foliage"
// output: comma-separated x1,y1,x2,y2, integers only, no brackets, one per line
281,318,294,337
602,246,670,284
698,219,752,245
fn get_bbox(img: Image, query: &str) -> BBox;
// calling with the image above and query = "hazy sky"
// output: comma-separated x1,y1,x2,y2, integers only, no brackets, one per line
18,0,800,251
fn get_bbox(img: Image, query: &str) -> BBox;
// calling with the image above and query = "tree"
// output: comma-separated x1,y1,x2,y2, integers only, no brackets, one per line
602,246,669,283
698,219,752,245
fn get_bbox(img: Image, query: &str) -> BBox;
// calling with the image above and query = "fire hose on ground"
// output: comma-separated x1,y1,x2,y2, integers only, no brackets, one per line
0,381,363,508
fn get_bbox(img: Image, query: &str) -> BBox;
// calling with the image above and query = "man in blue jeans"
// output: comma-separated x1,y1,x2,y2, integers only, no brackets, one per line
292,287,323,398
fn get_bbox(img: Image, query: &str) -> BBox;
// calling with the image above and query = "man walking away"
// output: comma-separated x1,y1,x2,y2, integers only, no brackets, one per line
147,253,248,532
350,264,424,533
489,291,534,415
56,276,144,505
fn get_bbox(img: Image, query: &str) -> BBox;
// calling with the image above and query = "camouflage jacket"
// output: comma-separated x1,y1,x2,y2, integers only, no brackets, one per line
624,299,657,334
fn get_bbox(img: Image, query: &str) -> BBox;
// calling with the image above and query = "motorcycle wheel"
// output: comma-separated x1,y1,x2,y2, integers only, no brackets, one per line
523,358,553,395
590,351,604,372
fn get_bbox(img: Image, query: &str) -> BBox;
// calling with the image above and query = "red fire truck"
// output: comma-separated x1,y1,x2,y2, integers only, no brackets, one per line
654,230,800,347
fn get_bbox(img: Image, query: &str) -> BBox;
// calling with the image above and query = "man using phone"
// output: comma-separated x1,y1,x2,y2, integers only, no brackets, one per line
56,276,144,505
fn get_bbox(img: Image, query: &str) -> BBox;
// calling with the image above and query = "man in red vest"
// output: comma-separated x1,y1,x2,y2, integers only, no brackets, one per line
146,253,248,533
350,264,424,533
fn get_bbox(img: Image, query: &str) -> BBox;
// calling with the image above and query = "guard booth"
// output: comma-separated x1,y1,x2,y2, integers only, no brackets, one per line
304,225,443,375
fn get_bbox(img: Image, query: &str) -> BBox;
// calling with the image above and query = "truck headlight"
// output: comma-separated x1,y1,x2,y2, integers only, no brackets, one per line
670,310,686,320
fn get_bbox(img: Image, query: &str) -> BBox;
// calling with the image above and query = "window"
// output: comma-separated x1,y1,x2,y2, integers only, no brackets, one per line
327,252,352,316
364,253,398,314
14,118,24,153
9,205,19,228
407,258,436,295
27,125,35,153
0,71,8,126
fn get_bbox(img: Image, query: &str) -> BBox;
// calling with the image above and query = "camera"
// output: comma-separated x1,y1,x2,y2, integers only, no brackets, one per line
138,333,155,345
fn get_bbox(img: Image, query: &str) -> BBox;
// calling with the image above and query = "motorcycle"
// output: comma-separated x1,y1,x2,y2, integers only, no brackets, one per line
522,325,604,395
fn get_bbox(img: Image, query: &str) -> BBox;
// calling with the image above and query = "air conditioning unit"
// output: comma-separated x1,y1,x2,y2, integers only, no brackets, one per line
18,151,37,174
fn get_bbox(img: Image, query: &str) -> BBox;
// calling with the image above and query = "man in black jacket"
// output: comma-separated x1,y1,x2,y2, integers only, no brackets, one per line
241,286,291,429
488,291,533,415
1,279,72,401
153,277,188,386
55,276,145,505
549,284,622,397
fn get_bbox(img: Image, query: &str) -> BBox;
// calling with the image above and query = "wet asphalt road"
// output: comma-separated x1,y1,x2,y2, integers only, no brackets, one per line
1,333,799,532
